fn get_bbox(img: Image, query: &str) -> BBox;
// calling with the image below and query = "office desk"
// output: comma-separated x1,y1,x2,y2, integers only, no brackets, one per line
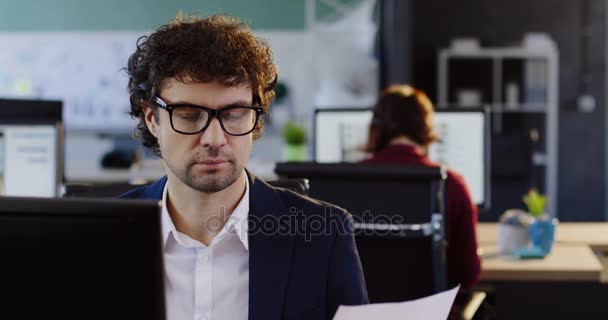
477,224,608,318
480,244,603,282
477,222,608,251
478,222,608,283
550,223,608,251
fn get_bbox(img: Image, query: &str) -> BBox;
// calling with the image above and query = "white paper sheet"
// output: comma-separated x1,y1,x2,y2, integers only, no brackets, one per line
333,285,460,320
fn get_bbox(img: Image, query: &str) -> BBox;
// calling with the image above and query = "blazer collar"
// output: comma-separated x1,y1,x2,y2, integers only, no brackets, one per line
141,175,167,200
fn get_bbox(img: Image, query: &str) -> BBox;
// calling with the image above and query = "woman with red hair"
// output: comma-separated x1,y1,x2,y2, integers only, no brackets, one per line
362,84,481,288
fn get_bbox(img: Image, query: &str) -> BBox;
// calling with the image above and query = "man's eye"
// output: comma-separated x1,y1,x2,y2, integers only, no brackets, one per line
174,107,204,120
225,113,243,120
176,113,199,119
223,109,248,119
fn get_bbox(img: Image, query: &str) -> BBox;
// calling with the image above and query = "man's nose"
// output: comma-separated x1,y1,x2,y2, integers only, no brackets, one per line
199,118,227,148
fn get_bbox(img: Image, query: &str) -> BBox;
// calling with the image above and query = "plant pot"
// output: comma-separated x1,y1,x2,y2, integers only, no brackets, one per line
529,214,558,254
283,144,308,162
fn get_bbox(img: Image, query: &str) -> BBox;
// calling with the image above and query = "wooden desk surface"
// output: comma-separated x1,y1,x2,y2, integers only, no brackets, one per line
480,244,603,282
477,222,608,251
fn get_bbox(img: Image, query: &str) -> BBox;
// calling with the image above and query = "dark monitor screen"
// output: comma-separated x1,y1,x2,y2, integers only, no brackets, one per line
0,197,165,320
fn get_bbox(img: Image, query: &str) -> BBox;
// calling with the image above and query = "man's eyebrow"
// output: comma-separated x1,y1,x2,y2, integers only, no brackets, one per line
220,100,254,107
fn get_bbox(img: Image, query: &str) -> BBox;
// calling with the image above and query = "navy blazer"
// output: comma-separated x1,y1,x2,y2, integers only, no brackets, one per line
120,172,369,320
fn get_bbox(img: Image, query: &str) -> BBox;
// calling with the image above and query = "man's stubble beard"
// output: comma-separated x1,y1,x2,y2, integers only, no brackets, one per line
166,147,242,193
182,162,241,193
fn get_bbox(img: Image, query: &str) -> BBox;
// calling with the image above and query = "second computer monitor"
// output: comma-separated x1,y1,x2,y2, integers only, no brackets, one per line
313,107,490,209
0,98,63,197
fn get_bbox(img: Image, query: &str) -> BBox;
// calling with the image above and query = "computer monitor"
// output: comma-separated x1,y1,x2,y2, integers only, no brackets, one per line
427,109,490,209
313,107,490,209
0,196,165,320
314,108,373,163
0,98,63,197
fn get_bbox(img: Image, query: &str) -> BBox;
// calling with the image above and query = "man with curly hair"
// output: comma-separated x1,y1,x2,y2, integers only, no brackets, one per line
120,14,368,320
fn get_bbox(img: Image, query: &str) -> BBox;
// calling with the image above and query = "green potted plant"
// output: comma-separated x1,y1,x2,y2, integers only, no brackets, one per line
523,189,556,255
523,189,547,218
282,121,308,161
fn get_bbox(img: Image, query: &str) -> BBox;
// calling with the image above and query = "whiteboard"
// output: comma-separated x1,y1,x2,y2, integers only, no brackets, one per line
0,32,143,132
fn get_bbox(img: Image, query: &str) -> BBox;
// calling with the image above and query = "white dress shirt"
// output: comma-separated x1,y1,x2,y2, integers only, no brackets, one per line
161,175,249,320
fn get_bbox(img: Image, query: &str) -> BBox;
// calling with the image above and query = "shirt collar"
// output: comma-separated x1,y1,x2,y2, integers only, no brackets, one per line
385,143,424,156
160,172,250,251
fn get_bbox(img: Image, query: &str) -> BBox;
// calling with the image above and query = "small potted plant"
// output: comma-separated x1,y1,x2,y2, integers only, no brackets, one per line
523,189,547,219
523,189,557,254
282,121,308,161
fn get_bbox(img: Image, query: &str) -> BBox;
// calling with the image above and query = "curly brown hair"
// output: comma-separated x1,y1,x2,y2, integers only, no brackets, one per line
126,13,278,156
366,85,439,152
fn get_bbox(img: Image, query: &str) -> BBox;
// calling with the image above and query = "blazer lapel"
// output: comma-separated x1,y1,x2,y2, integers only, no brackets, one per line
141,176,167,199
247,172,294,320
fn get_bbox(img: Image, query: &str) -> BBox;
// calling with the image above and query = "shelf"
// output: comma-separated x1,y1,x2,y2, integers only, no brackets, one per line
440,47,557,59
493,104,547,113
437,43,559,217
439,104,548,113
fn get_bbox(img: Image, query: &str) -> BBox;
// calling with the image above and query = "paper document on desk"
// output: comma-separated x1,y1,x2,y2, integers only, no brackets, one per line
333,285,460,320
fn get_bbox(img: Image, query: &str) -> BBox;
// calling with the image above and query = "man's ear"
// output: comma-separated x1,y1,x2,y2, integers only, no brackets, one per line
141,100,159,138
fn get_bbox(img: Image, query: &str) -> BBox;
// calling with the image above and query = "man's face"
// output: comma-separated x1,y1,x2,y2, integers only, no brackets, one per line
143,78,254,193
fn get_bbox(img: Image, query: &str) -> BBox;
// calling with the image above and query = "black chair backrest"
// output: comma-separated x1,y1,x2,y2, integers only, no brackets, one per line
275,162,447,302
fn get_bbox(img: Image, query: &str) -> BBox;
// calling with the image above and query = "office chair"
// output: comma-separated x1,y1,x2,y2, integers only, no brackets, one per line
275,162,448,301
275,162,489,319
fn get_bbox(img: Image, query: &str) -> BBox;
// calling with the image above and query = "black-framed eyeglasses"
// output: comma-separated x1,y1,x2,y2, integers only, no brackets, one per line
150,96,265,136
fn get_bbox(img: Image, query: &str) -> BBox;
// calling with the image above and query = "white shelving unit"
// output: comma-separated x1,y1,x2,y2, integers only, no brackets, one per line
437,45,559,217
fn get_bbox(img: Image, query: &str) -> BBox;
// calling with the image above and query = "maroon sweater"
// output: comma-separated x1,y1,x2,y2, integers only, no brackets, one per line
360,144,481,288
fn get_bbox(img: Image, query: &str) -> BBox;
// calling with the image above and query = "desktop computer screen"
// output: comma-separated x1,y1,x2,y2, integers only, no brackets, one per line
314,109,373,163
0,99,63,197
0,197,165,320
313,108,490,208
427,111,488,207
